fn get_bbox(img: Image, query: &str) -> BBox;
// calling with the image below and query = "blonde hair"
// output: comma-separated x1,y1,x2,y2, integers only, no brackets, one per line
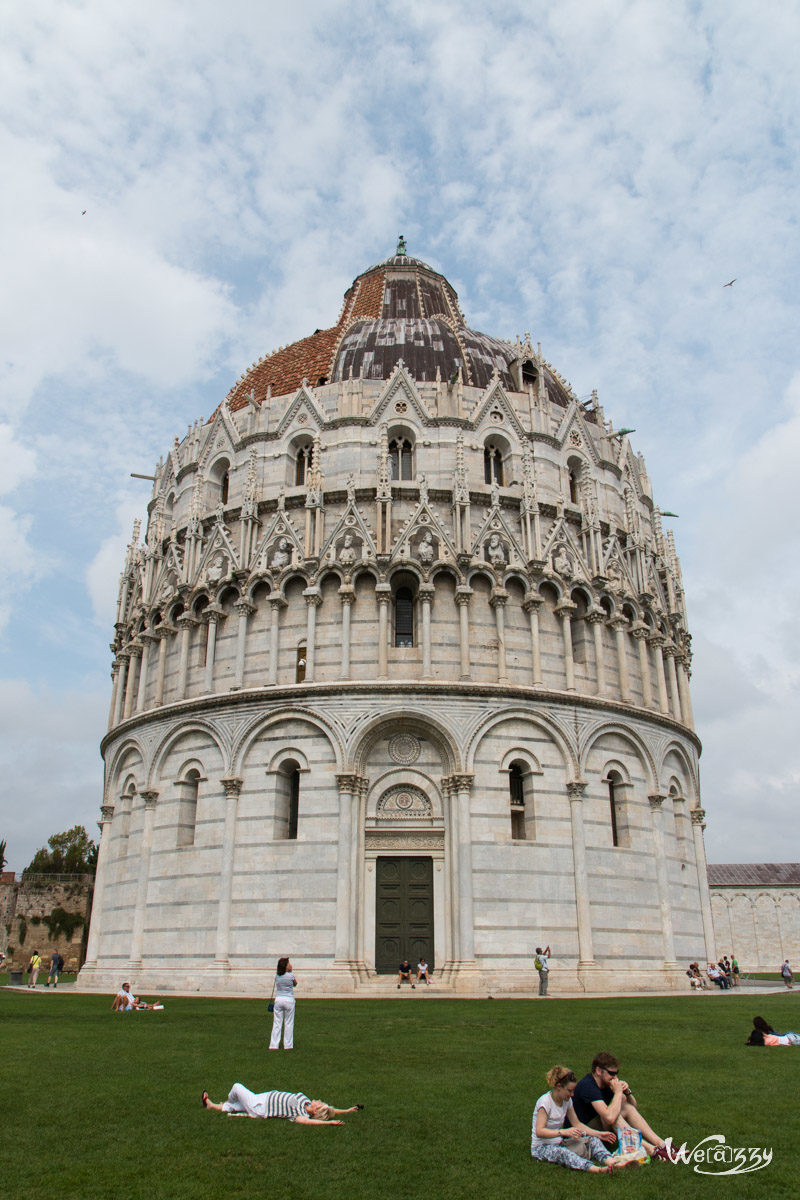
546,1065,576,1089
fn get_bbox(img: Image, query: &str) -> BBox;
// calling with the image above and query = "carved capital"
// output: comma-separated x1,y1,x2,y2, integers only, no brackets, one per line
127,642,143,659
338,586,356,605
454,586,473,607
691,808,706,826
139,789,159,808
584,606,606,624
648,793,666,810
268,595,288,611
555,600,577,617
629,621,650,640
303,587,322,607
100,804,115,822
446,773,474,794
523,591,543,612
335,773,366,795
418,584,435,601
176,613,197,630
608,615,629,632
566,780,587,800
489,588,508,609
221,777,243,800
375,583,392,605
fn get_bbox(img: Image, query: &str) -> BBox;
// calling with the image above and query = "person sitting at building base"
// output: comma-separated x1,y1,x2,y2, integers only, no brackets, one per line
416,959,431,985
397,960,415,989
572,1052,673,1160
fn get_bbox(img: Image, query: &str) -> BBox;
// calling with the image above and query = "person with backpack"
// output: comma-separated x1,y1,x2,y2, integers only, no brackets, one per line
534,944,551,996
27,949,42,987
46,951,64,987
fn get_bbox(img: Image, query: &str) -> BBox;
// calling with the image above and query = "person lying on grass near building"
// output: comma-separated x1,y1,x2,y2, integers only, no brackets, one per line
110,983,164,1011
746,1016,800,1046
531,1066,628,1174
202,1083,363,1125
572,1052,673,1161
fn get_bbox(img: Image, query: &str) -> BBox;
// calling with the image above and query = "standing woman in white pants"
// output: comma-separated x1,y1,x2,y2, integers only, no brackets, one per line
269,957,297,1049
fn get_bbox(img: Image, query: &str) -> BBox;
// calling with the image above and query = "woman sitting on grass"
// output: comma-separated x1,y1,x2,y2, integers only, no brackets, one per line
746,1016,800,1046
531,1067,624,1174
202,1083,363,1125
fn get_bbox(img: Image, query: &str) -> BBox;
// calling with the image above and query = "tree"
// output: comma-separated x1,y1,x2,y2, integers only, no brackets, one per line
24,825,97,876
0,839,7,871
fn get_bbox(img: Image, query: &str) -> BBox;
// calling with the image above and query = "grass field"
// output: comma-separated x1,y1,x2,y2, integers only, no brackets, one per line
3,989,798,1200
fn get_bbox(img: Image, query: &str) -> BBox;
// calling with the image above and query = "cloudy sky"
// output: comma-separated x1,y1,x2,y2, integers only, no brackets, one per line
1,0,798,871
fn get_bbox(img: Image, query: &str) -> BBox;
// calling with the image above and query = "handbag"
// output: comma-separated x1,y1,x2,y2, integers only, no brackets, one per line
267,977,276,1013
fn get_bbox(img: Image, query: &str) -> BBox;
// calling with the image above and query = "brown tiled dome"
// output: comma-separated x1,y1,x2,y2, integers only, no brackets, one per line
225,245,533,411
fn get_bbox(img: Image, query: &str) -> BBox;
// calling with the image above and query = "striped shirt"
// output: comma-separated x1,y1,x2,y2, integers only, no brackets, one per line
223,1084,310,1121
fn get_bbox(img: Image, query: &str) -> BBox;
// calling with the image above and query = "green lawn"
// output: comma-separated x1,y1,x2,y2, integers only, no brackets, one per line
3,990,798,1200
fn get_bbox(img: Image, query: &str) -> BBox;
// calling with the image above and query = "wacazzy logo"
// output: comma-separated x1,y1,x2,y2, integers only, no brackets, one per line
664,1135,772,1175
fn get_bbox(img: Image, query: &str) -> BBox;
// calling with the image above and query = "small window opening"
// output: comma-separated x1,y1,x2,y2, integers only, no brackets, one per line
484,444,504,486
295,444,312,486
522,360,538,386
220,470,229,505
395,587,414,647
608,774,620,847
177,770,200,848
288,769,299,840
296,642,307,683
509,763,526,840
568,467,580,505
389,437,414,481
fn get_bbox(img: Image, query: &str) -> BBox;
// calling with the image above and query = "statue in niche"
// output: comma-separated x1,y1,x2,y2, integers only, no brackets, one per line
206,553,227,587
418,473,429,504
338,533,357,566
159,573,177,602
271,537,291,570
552,542,573,579
346,473,356,501
606,554,624,593
416,529,435,564
487,533,506,566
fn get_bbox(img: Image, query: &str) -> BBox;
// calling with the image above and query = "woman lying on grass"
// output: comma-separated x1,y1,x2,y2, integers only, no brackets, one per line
202,1083,363,1125
746,1016,800,1046
531,1067,632,1174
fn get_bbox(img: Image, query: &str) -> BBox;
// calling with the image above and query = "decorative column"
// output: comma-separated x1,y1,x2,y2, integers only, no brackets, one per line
442,777,461,966
450,774,476,967
631,622,653,708
648,795,677,965
81,803,115,971
586,607,606,696
268,595,286,685
567,782,595,965
523,593,543,686
233,600,255,689
128,789,158,970
136,633,156,710
339,587,355,679
419,584,434,677
302,587,322,682
333,774,362,967
677,657,694,728
455,587,472,679
203,610,221,694
556,600,577,691
691,808,717,961
123,643,142,719
154,625,170,705
376,584,391,679
112,653,129,727
175,615,195,699
649,633,670,714
212,777,243,971
108,660,121,729
490,589,509,683
664,643,682,721
609,615,631,702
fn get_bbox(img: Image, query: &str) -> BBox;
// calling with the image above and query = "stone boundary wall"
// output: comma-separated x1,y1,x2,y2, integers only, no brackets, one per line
0,874,94,973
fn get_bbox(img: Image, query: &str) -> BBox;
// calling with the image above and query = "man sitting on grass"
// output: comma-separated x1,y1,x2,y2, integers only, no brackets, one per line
572,1052,672,1161
202,1084,363,1125
110,984,163,1011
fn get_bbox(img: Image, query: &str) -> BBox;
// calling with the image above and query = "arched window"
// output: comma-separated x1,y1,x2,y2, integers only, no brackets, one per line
177,769,201,848
219,470,229,505
295,443,313,486
116,782,135,857
606,770,630,847
522,360,538,386
296,642,307,683
276,760,301,840
568,466,580,505
509,764,525,840
484,442,504,486
394,587,414,647
389,437,414,481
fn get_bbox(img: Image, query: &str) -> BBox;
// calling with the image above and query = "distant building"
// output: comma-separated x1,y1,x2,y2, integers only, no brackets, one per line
708,863,800,973
79,244,714,994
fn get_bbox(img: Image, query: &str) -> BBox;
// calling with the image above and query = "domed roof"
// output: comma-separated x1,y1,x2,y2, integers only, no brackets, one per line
225,243,571,411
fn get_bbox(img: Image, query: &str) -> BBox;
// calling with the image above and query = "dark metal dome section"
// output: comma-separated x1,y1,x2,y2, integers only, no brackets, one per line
224,242,568,411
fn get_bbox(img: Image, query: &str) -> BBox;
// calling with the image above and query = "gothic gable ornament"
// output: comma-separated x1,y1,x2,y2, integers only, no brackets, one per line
368,361,432,428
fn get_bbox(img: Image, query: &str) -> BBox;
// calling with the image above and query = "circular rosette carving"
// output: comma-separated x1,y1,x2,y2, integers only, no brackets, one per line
376,785,432,820
388,733,421,764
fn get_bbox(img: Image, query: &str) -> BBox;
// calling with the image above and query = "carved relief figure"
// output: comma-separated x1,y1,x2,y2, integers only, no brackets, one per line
416,530,435,564
338,533,357,566
206,553,227,586
487,533,506,566
271,537,291,570
552,542,573,578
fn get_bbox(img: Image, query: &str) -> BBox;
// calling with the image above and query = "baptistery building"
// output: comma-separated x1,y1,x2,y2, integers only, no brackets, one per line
80,244,716,993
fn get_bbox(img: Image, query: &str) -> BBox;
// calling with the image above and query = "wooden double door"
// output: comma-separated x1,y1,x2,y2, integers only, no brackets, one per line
375,856,434,974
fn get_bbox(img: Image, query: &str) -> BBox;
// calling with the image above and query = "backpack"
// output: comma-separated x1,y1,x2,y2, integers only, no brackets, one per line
534,956,543,971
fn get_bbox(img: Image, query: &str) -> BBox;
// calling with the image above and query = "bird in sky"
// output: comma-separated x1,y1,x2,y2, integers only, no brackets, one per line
81,210,87,215
723,278,736,287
